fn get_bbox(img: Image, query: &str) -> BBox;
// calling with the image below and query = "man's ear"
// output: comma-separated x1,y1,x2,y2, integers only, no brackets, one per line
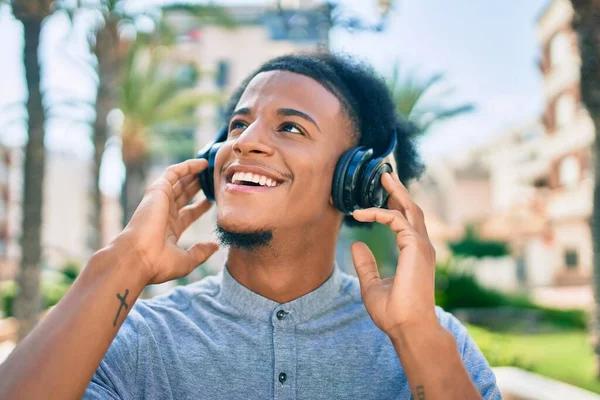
329,195,334,206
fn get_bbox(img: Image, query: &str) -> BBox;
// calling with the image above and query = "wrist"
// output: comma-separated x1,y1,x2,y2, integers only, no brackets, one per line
387,311,445,346
90,239,151,287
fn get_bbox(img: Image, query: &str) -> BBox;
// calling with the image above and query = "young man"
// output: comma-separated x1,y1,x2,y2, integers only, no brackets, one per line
0,53,501,399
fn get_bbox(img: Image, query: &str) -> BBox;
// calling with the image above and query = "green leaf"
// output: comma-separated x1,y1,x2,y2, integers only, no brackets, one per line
387,64,475,136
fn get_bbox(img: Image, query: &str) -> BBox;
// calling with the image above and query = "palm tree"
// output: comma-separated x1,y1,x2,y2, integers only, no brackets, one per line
388,65,475,136
348,67,474,276
88,2,233,244
570,0,600,379
118,42,218,225
9,0,53,341
89,1,123,251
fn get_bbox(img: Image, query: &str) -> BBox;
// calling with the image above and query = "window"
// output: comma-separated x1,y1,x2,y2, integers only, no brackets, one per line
564,249,578,268
559,155,580,188
215,60,230,89
550,31,570,66
555,94,576,128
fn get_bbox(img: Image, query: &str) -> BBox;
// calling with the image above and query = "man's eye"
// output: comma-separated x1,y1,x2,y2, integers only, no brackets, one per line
281,123,302,135
229,121,247,132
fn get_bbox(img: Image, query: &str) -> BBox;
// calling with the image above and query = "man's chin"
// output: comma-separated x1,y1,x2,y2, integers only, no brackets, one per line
215,222,274,251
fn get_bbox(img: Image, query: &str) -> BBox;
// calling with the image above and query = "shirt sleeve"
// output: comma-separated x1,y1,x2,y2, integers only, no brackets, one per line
83,310,140,400
436,307,503,400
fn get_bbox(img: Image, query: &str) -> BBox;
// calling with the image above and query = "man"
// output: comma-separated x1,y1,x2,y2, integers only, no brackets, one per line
0,53,501,399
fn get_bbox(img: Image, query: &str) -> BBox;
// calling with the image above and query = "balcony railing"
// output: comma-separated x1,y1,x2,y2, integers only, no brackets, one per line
542,110,595,160
547,178,593,220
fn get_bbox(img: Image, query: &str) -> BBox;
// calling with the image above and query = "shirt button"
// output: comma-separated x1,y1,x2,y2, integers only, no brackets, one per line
279,372,287,384
276,310,287,320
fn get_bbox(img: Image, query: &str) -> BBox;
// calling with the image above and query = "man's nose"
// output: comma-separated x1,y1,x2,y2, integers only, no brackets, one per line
232,122,275,156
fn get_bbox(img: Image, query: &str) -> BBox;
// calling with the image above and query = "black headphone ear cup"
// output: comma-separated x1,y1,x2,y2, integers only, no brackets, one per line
332,147,372,214
360,158,393,209
197,143,221,201
332,148,359,214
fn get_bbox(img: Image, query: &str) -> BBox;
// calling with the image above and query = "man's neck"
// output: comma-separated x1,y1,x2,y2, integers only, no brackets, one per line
225,228,339,304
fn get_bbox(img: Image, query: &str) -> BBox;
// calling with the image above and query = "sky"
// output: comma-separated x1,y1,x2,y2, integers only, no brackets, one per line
0,0,550,195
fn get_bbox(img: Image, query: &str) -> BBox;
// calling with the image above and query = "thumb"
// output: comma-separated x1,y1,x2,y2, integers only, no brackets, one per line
351,242,381,292
186,242,219,270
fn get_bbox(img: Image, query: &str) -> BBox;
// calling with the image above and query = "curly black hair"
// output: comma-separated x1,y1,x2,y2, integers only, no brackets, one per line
222,52,424,226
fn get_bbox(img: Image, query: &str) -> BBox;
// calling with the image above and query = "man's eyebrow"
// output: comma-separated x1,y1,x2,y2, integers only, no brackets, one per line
277,108,321,132
231,107,251,118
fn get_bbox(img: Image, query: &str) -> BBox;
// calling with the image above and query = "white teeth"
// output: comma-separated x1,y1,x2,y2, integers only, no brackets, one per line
231,171,279,187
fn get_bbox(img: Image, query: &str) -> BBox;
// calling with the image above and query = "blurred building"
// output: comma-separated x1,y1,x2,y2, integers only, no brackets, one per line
148,2,333,277
411,0,596,308
535,0,594,289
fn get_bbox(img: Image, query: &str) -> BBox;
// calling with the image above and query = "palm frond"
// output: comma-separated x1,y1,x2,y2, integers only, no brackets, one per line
118,41,220,163
152,90,218,124
387,65,474,136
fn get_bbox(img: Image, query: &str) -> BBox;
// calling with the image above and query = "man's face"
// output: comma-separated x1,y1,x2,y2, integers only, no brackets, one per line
214,70,352,235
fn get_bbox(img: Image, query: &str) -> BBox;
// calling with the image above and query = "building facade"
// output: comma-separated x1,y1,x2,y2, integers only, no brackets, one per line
417,0,596,308
536,0,594,287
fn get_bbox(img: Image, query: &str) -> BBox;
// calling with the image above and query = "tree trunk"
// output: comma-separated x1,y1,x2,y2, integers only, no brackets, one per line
90,18,120,251
571,0,600,379
12,16,46,342
592,118,600,379
121,163,147,227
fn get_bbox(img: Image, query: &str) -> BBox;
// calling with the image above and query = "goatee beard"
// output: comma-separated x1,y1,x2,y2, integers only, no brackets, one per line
215,223,273,251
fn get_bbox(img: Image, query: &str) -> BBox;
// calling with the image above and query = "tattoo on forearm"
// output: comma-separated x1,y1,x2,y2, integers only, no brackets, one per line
113,289,130,327
416,385,425,400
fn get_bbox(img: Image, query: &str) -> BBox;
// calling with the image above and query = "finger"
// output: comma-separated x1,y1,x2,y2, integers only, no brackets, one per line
178,199,213,233
186,242,219,272
353,208,412,234
382,173,428,237
162,159,208,186
350,242,381,292
176,179,201,209
173,175,197,199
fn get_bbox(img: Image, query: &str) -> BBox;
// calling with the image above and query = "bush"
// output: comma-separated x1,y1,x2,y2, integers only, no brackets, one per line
448,224,509,258
60,261,80,284
1,280,17,318
41,280,71,310
436,259,587,331
0,279,72,318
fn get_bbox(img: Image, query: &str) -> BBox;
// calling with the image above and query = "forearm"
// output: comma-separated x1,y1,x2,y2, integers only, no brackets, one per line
0,240,147,400
390,318,482,400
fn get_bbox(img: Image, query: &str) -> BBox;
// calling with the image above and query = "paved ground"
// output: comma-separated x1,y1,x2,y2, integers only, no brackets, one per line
531,285,593,310
494,367,600,400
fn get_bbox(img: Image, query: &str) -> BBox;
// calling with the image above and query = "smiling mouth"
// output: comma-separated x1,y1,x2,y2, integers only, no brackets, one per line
228,172,283,188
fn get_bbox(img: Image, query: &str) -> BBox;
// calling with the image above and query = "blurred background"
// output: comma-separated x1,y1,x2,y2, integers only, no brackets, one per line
0,0,599,398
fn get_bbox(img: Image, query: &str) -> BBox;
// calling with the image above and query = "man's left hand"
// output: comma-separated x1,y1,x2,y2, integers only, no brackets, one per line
351,172,438,339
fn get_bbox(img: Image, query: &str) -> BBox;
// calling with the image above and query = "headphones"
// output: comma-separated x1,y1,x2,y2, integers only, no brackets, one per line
197,127,396,215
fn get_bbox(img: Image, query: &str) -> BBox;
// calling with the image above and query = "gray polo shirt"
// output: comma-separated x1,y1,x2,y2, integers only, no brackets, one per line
85,266,501,399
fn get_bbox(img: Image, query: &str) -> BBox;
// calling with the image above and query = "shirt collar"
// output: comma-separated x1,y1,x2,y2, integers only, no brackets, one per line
219,264,342,324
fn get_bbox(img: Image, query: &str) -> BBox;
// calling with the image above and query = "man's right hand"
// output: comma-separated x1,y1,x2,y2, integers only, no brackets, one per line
115,158,219,285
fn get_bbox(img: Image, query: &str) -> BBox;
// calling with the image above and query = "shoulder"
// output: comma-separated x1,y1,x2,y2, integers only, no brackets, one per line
435,307,502,399
435,307,469,349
